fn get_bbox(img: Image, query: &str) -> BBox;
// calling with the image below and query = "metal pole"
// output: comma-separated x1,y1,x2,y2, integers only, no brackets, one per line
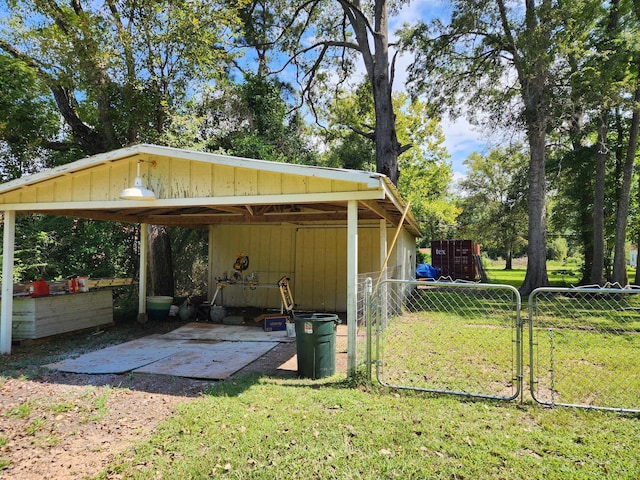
365,277,373,382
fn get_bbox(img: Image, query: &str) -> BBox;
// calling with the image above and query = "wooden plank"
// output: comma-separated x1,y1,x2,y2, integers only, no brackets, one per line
212,164,235,196
281,173,306,194
235,168,258,196
294,228,311,310
325,229,339,310
44,335,184,374
169,157,191,198
54,176,73,202
90,164,111,200
191,162,213,197
134,340,279,379
162,322,294,342
109,161,130,200
257,171,282,195
72,171,91,201
307,176,333,193
8,290,113,340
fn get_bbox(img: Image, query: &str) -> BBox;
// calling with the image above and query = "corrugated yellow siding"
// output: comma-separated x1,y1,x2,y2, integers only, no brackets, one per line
0,156,375,204
209,224,387,312
209,224,297,309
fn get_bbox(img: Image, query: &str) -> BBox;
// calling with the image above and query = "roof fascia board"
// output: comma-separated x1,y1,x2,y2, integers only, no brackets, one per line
0,190,384,212
135,144,383,188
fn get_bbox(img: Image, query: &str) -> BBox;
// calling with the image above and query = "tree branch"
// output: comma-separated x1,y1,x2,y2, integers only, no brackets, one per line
270,39,361,76
348,124,375,140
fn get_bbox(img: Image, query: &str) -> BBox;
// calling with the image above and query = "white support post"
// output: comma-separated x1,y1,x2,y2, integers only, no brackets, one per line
1,210,16,354
138,223,149,314
379,219,388,325
347,200,358,376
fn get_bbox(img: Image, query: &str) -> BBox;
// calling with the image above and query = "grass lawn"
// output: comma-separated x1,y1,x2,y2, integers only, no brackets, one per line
95,263,640,479
100,374,639,479
486,263,581,288
485,260,637,289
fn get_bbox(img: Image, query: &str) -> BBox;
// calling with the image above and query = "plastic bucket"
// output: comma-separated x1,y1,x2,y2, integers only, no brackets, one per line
146,296,173,321
294,313,340,379
210,305,226,322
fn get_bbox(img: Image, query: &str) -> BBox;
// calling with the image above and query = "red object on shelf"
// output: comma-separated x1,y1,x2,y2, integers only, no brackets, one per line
29,278,50,297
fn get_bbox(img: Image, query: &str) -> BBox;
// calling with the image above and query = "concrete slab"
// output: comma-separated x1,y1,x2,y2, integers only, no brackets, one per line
134,340,279,379
44,335,184,374
221,315,245,325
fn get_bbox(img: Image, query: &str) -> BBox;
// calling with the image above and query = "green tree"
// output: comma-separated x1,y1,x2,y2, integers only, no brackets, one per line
240,0,410,185
611,0,640,285
0,0,244,297
543,0,640,285
317,83,457,238
404,0,570,294
0,0,242,153
197,73,317,164
458,148,528,270
0,54,60,179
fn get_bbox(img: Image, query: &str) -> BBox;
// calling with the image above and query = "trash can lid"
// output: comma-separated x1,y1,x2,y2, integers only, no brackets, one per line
295,313,340,322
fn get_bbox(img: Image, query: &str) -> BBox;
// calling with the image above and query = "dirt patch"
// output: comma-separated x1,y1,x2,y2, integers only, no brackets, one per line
0,317,348,479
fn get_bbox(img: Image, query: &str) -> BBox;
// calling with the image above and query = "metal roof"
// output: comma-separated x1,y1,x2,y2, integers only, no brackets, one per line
0,144,422,236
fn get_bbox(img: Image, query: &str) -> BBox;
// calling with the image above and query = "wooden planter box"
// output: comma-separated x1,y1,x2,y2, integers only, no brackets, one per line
6,290,114,341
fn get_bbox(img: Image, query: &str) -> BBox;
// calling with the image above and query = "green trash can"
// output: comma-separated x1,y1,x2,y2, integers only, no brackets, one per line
295,313,340,379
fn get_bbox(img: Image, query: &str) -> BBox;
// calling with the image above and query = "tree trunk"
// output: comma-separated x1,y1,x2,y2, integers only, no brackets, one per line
612,63,640,286
519,116,549,295
504,241,513,270
500,0,550,295
372,73,400,185
636,169,640,285
635,229,640,285
340,0,401,185
579,208,594,285
148,225,175,297
590,112,607,285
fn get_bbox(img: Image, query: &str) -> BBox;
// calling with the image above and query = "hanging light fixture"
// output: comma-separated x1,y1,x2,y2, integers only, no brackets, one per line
119,160,156,200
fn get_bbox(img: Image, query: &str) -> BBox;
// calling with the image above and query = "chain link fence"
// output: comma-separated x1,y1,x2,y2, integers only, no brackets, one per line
356,267,402,370
529,286,640,412
363,278,640,412
368,279,522,401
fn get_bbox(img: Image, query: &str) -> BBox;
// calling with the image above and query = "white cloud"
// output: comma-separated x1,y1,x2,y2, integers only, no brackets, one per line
441,117,487,174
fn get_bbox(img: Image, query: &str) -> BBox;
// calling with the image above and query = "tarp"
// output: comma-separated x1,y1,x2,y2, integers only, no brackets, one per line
416,263,440,279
